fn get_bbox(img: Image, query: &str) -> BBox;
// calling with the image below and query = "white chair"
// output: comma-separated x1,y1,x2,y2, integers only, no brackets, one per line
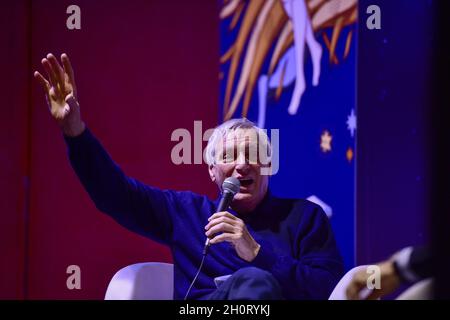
105,262,174,300
105,263,379,300
328,265,371,300
396,278,433,300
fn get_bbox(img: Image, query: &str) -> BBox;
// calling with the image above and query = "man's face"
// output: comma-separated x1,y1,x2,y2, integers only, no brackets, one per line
208,128,270,213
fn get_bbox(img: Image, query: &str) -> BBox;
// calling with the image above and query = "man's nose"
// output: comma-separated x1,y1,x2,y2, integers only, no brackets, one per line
235,153,250,172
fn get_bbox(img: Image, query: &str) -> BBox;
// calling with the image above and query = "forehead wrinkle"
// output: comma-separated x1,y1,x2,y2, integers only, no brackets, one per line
214,129,263,161
224,129,258,144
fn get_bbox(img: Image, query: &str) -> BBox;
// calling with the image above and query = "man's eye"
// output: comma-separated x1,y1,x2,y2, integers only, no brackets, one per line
222,153,235,162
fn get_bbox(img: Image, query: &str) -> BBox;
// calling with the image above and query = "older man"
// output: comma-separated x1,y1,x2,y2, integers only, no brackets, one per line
34,53,344,300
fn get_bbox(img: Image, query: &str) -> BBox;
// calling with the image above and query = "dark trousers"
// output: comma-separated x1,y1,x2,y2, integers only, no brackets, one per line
205,267,284,300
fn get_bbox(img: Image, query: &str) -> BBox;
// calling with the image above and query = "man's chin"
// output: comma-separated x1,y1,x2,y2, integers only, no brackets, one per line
235,192,252,200
233,193,254,206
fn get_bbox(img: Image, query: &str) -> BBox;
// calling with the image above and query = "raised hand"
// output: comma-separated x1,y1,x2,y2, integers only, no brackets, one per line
34,53,85,137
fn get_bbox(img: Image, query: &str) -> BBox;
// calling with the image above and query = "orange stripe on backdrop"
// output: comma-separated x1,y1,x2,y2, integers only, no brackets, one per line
242,0,288,118
222,0,265,118
229,1,245,30
221,0,357,120
322,32,339,64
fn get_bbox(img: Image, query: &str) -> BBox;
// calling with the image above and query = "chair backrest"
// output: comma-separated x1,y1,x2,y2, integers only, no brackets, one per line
105,262,174,300
106,262,377,300
396,278,433,300
329,265,370,300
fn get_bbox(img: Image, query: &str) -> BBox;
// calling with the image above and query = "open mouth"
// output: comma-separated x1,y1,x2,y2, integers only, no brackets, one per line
239,178,254,187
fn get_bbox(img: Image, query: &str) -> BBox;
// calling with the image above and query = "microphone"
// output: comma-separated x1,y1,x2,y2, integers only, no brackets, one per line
185,177,240,300
203,177,240,254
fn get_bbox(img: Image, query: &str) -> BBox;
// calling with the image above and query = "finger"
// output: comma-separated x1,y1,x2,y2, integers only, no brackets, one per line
61,53,77,96
366,289,382,300
41,58,60,96
209,232,237,245
346,281,357,300
34,71,50,92
205,216,237,231
47,53,65,92
205,222,236,238
208,211,237,222
345,272,367,299
346,281,364,300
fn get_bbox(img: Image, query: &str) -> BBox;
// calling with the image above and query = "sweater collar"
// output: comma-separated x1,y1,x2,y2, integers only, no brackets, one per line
214,189,277,223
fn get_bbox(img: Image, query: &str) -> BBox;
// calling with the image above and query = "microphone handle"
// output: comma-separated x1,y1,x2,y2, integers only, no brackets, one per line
203,190,235,254
217,190,234,212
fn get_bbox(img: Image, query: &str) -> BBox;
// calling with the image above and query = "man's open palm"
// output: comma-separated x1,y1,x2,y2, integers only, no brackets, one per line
34,53,84,136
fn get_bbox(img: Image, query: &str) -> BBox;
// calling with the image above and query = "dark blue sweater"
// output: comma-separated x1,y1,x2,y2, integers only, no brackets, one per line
64,128,344,300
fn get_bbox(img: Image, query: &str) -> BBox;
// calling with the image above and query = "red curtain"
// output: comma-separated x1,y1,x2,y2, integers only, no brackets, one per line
1,0,219,299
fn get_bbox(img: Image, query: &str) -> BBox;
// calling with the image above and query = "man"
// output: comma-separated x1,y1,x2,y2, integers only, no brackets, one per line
346,246,432,300
34,53,344,300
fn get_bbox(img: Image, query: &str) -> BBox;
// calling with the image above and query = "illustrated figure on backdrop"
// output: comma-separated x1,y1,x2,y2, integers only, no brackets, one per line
220,0,357,127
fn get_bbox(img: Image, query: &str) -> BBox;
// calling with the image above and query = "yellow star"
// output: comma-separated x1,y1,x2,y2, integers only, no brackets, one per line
320,130,332,153
346,147,354,162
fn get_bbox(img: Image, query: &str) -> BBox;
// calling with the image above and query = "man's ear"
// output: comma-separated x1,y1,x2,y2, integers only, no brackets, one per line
208,164,216,182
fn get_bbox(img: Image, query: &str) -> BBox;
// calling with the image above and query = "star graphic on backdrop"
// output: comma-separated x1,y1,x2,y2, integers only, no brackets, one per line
346,147,354,162
320,130,332,153
346,109,357,137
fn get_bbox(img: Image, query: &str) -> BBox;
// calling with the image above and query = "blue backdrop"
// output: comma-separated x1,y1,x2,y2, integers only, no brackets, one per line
219,0,357,270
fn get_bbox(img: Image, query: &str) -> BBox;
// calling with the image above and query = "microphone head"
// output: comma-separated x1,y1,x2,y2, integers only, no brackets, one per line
222,177,240,195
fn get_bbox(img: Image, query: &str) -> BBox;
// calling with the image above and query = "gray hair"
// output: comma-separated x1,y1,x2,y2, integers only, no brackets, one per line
205,118,271,166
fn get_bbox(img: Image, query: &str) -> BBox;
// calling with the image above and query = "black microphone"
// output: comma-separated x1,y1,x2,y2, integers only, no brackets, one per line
203,177,240,254
185,177,241,300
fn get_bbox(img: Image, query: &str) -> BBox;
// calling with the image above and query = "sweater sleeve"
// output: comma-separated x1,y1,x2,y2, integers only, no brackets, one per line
251,202,344,299
393,245,432,283
64,127,176,245
409,246,432,280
